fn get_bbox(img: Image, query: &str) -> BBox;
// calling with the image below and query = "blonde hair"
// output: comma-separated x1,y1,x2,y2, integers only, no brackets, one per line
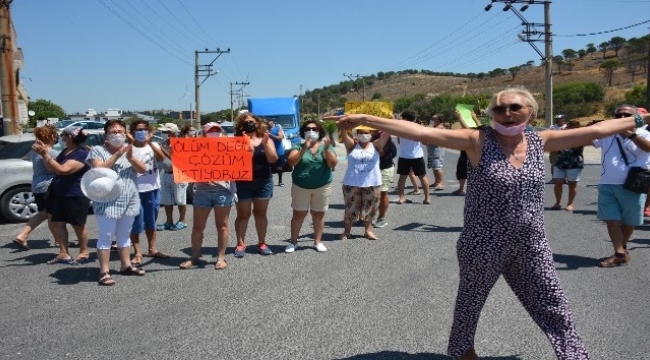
485,86,538,119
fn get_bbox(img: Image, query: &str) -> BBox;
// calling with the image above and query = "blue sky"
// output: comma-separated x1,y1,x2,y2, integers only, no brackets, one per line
13,0,650,115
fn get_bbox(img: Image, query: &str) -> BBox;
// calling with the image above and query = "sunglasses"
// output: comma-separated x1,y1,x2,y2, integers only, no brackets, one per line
615,113,633,118
305,127,318,131
492,103,526,115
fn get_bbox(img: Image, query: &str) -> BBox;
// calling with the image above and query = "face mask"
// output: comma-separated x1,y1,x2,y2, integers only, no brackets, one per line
205,132,220,138
188,131,196,136
108,134,126,147
134,130,147,142
358,134,372,143
304,130,319,141
244,122,257,133
492,121,527,136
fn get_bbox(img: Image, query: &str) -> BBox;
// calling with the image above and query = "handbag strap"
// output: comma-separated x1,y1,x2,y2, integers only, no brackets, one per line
615,137,630,166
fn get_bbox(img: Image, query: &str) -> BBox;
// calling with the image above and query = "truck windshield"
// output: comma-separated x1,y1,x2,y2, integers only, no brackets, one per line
265,115,295,129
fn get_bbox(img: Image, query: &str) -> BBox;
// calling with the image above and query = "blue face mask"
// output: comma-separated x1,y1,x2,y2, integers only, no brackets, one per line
134,130,147,142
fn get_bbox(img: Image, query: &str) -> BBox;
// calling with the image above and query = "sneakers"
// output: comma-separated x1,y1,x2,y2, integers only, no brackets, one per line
598,252,630,268
258,243,273,255
314,242,327,252
174,221,188,230
285,243,296,253
156,222,186,231
156,223,172,231
374,218,388,228
234,245,246,258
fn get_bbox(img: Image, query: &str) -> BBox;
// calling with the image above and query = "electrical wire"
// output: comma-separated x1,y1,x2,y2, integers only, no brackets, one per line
554,19,650,37
96,0,192,65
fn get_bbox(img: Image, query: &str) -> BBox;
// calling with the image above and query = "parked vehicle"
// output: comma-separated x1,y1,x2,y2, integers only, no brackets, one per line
55,120,106,131
247,97,300,147
0,130,165,222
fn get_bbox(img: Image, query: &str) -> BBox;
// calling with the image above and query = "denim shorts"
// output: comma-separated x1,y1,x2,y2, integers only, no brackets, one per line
236,177,274,201
552,167,583,182
131,189,160,234
193,187,236,208
597,184,645,226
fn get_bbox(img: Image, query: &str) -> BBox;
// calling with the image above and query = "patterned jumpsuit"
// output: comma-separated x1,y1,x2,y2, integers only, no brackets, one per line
447,129,590,359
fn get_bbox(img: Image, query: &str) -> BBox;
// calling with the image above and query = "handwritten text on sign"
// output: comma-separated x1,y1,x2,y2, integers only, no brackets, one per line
344,101,394,118
170,137,252,182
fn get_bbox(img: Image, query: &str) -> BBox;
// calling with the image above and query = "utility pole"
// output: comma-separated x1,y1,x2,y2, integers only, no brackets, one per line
343,73,368,101
230,81,249,122
484,0,553,127
0,0,19,135
646,27,650,110
195,48,230,126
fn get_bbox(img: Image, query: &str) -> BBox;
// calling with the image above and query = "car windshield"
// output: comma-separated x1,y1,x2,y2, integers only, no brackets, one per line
265,115,296,129
0,140,34,159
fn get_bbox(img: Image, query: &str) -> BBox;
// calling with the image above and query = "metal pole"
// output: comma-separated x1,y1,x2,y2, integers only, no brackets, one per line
646,27,650,110
0,1,19,135
194,51,200,126
544,2,553,128
230,82,234,122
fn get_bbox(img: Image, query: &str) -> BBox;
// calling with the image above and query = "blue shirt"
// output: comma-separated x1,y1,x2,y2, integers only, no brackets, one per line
31,148,60,194
270,125,285,156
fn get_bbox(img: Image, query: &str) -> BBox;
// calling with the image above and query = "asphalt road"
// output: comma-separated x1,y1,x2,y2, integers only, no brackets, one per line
1,147,648,360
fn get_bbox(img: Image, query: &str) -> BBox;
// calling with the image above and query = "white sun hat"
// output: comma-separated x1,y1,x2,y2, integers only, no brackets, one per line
80,168,123,203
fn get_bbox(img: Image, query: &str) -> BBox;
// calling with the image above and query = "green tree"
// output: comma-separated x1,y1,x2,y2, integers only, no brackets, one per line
561,48,577,59
600,59,621,86
623,85,648,107
508,66,521,80
577,49,586,59
598,42,609,58
585,43,597,58
553,82,605,118
608,36,626,57
27,99,67,128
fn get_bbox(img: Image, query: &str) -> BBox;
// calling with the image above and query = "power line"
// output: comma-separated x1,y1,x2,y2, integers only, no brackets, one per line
176,0,219,46
554,19,650,37
138,0,203,49
122,0,192,55
96,0,191,65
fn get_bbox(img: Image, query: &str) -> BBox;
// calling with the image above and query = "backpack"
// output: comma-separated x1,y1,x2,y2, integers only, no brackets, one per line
387,138,398,160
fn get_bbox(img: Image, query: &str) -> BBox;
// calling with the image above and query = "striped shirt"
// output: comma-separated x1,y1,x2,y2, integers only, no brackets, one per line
87,145,140,218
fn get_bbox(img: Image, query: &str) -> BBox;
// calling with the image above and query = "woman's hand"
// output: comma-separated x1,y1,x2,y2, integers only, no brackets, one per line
31,140,48,156
324,114,367,130
261,133,270,147
323,136,331,148
302,136,313,149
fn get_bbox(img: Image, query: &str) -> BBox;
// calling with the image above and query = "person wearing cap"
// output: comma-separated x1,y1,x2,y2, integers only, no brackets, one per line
594,104,650,268
266,119,287,187
157,124,192,231
179,122,236,270
340,124,390,241
88,119,148,286
128,119,167,265
32,125,91,265
396,111,431,204
548,114,567,182
233,112,279,257
426,114,446,190
550,120,584,212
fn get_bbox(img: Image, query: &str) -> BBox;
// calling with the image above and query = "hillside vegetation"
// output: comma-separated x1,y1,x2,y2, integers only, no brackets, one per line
301,34,649,125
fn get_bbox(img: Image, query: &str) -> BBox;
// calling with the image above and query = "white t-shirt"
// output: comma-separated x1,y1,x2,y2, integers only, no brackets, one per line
398,138,424,159
593,129,650,185
131,143,161,192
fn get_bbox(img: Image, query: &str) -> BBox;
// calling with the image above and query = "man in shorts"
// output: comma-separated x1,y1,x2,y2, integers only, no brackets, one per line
396,111,431,204
426,114,446,190
374,130,396,228
157,124,189,231
594,104,650,267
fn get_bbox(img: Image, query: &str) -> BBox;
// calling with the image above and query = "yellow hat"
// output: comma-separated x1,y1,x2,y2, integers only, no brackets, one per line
354,125,375,131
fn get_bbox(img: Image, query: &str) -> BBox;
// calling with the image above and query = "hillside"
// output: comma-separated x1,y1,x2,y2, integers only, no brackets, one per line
303,44,648,123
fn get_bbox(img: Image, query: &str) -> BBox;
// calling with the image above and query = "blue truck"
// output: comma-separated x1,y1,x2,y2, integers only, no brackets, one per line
247,97,301,147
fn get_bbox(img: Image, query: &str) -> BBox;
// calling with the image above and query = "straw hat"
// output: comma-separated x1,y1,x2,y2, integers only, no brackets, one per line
80,168,123,203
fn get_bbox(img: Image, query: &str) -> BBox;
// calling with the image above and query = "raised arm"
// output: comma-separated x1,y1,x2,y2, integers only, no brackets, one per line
330,114,477,152
541,114,650,152
341,127,356,152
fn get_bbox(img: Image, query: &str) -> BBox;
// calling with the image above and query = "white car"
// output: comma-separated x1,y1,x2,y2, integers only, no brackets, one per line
0,130,106,222
54,120,106,131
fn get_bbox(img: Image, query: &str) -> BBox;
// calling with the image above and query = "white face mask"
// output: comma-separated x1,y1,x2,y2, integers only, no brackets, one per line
108,134,126,147
304,130,319,141
188,131,196,136
357,134,372,143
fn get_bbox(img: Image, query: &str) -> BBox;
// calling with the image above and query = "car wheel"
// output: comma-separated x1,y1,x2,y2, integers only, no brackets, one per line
0,186,38,223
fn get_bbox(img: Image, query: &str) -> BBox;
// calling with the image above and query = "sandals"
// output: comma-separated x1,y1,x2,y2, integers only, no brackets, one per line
98,272,115,286
214,259,228,270
119,266,145,276
131,254,143,266
145,251,170,259
179,259,199,269
364,233,379,240
550,204,562,210
340,233,350,241
13,239,30,251
407,190,421,195
46,257,76,265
